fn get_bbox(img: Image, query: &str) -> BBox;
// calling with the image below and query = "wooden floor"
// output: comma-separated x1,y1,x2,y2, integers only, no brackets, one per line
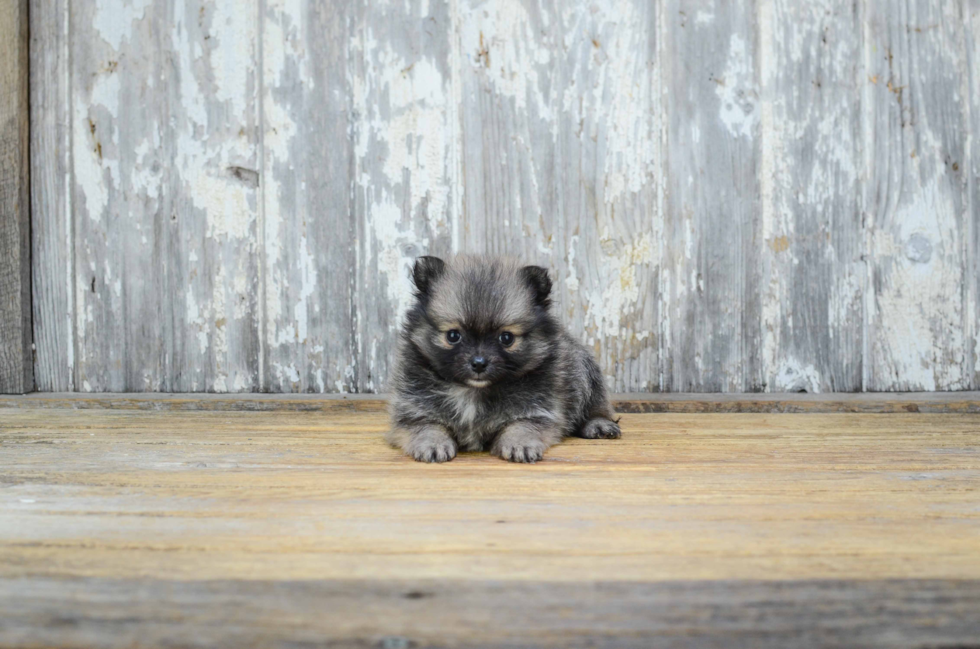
2,396,979,647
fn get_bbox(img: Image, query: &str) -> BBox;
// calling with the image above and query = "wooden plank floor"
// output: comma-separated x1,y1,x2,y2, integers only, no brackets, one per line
2,402,979,647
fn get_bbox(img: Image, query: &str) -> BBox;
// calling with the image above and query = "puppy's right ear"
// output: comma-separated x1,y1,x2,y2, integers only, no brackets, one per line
412,256,446,297
520,265,552,308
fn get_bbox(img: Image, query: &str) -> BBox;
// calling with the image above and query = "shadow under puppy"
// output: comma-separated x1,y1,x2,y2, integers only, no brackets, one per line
387,255,620,463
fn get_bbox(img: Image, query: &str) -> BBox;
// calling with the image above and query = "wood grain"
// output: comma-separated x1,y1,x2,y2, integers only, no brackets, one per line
0,391,978,413
662,0,763,392
350,0,459,393
29,0,72,392
968,0,980,390
69,0,262,392
864,0,972,391
759,0,864,392
260,0,356,392
3,577,979,648
2,409,979,583
0,0,32,395
1,407,979,645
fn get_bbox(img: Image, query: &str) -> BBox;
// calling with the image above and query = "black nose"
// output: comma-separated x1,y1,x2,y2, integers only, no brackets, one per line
470,356,488,373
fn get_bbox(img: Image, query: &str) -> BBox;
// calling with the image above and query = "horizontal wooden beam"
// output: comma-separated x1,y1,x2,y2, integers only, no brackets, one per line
0,0,32,394
1,391,978,413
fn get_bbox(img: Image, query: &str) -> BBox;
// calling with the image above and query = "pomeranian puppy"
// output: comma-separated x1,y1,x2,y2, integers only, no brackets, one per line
387,255,620,463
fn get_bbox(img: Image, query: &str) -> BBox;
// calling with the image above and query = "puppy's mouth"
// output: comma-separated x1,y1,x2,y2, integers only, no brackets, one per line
465,379,491,388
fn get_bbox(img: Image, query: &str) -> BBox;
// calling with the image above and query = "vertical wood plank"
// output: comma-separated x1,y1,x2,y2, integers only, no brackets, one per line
458,0,663,392
352,0,459,392
967,0,980,389
0,0,33,394
757,0,864,392
864,0,972,391
167,1,263,392
457,0,558,261
556,1,662,393
30,0,73,392
70,0,261,391
662,0,762,392
261,0,356,392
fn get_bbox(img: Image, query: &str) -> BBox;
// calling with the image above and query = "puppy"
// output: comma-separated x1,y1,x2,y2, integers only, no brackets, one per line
387,255,620,463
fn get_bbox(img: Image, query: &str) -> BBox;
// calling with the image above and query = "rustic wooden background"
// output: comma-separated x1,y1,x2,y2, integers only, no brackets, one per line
26,0,980,394
1,0,32,394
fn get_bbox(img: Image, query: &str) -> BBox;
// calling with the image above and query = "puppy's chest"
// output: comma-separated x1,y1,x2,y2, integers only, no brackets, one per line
442,387,506,449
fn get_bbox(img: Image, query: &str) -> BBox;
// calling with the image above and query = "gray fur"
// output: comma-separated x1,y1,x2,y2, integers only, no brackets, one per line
387,255,620,463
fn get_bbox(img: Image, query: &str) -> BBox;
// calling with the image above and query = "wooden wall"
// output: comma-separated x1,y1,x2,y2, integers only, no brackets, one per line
1,0,32,394
27,0,980,393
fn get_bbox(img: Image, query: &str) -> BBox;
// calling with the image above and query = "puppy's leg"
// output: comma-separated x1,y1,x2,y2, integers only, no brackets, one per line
580,417,621,439
491,420,562,464
386,425,457,463
569,347,621,440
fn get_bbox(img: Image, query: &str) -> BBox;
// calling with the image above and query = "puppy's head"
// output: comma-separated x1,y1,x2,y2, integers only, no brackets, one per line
407,255,556,389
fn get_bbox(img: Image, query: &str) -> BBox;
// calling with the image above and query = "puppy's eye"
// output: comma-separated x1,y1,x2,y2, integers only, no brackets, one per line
446,330,461,344
498,331,515,347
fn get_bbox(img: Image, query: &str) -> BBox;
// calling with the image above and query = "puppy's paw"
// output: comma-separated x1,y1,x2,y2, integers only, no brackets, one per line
581,417,621,439
405,428,457,463
412,440,457,463
491,423,556,463
492,440,548,464
494,438,547,463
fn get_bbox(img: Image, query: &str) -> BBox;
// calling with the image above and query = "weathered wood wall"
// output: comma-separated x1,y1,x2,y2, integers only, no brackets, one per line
1,0,33,394
28,0,980,393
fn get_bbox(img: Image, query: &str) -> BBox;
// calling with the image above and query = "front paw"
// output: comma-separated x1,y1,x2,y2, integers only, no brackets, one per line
491,424,555,463
494,438,547,463
581,417,621,439
405,429,457,463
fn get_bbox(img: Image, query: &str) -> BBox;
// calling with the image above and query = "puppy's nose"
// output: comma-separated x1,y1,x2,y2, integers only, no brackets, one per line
470,356,488,373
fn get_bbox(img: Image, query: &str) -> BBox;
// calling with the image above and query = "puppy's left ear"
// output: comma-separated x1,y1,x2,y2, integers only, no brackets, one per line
520,265,552,308
412,256,446,297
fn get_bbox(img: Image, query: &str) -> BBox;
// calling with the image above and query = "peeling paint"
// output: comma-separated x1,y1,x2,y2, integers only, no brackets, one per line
873,184,966,391
461,0,551,113
758,0,866,393
92,0,152,51
772,359,822,393
353,0,456,386
715,34,757,139
44,0,978,394
366,194,421,328
695,10,715,25
209,2,255,119
375,57,451,229
583,232,654,340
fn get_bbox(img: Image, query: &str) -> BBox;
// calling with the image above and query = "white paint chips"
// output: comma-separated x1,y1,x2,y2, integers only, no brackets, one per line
354,10,454,331
92,0,152,51
715,34,757,139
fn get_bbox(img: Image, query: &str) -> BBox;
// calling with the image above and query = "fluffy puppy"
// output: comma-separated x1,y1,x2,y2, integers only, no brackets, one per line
387,255,620,463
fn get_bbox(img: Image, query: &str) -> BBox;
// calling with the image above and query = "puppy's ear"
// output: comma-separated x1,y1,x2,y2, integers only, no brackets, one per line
520,265,552,308
412,256,446,297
